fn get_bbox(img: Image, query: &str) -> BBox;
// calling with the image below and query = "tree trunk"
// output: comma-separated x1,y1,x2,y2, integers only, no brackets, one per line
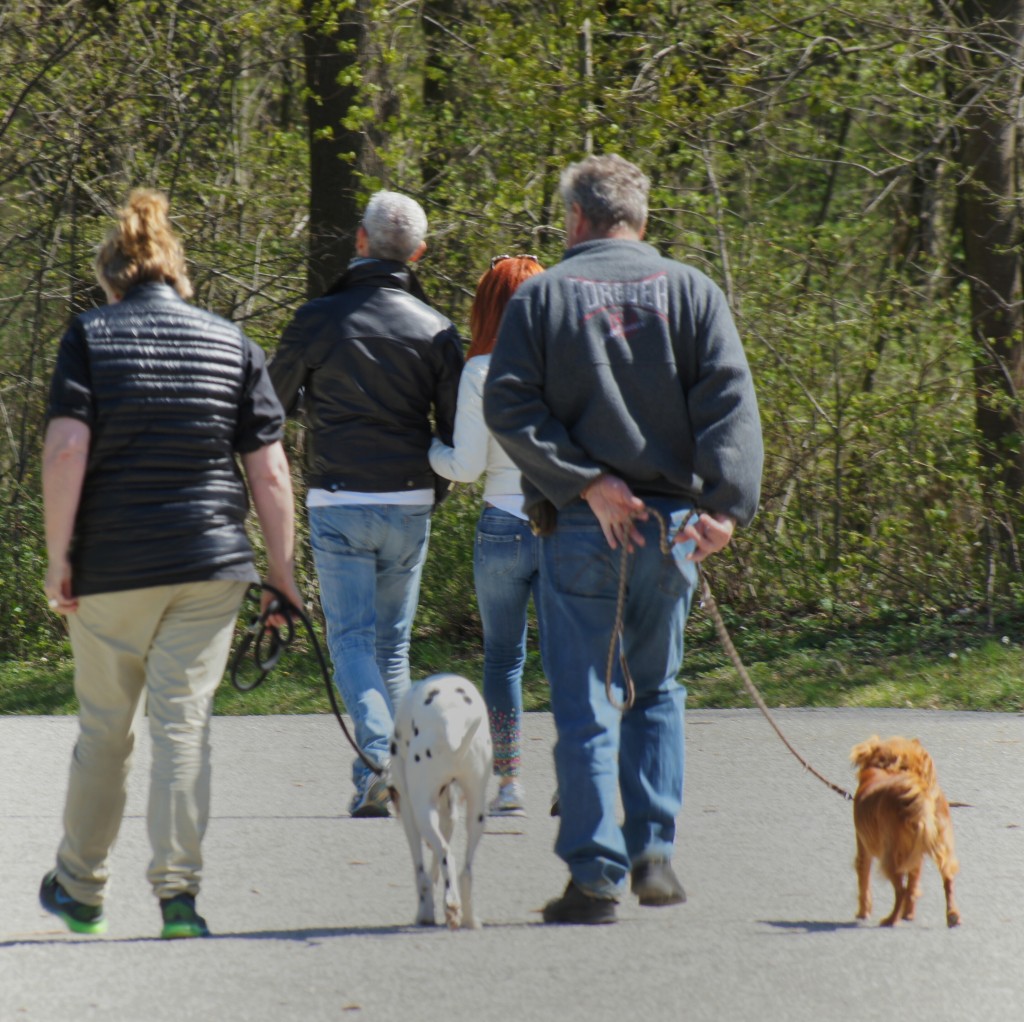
951,1,1024,516
301,0,367,296
421,0,469,201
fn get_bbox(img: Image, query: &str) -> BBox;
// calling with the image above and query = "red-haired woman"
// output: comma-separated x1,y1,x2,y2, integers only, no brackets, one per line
430,255,543,816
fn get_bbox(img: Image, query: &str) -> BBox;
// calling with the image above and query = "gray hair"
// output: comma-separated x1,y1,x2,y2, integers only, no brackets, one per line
559,154,649,234
361,190,428,261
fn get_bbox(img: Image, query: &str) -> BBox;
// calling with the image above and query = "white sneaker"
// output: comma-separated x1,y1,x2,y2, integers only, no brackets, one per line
488,781,526,817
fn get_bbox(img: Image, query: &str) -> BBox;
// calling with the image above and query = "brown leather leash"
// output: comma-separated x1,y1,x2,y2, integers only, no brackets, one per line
606,507,854,803
605,542,639,712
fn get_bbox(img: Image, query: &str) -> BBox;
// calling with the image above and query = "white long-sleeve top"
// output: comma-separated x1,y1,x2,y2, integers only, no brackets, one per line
429,354,526,518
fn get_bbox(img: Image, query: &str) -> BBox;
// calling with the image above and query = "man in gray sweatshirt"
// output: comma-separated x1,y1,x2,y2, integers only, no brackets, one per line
484,154,763,924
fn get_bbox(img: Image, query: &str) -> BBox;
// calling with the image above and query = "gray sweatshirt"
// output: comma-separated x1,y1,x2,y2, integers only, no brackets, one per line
483,238,763,526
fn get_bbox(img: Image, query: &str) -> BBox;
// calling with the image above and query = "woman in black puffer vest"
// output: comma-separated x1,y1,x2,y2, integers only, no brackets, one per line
38,189,302,940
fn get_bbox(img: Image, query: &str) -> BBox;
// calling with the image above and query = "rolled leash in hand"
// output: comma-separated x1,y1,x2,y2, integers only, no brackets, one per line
229,582,385,777
229,597,294,692
605,507,694,712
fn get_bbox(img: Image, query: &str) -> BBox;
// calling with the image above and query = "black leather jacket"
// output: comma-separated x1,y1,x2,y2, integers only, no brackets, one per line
46,282,285,596
269,260,464,500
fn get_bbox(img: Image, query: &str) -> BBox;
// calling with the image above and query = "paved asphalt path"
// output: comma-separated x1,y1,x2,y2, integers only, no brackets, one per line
2,706,1022,1021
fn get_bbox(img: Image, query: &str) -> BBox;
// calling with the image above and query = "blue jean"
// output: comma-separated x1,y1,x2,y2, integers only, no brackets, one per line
473,506,540,777
309,503,432,789
537,498,696,899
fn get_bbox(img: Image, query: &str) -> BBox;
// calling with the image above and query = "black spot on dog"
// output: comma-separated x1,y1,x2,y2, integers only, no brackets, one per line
424,688,440,705
426,749,432,758
390,741,397,756
413,724,419,737
414,754,420,763
478,814,484,823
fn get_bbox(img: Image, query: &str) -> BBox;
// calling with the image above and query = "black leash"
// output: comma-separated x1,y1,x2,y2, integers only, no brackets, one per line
228,583,385,777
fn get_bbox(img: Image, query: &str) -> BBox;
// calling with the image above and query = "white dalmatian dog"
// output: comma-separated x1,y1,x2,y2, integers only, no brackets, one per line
387,673,493,929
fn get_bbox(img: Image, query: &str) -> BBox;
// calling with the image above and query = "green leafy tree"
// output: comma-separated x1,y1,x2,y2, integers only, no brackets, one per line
3,0,1024,670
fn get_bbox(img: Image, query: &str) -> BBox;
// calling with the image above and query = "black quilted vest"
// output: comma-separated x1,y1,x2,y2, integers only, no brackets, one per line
66,282,258,595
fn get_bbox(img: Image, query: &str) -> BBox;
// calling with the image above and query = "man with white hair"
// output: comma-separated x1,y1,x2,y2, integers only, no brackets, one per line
271,191,464,817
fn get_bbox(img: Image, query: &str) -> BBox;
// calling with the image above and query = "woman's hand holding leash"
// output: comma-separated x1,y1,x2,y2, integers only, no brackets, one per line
230,581,385,777
261,572,303,629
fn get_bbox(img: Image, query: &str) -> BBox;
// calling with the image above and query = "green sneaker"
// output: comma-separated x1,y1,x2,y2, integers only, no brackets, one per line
39,870,108,935
160,892,210,939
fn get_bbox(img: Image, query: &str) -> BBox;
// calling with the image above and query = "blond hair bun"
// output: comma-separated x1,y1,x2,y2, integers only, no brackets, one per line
95,188,193,299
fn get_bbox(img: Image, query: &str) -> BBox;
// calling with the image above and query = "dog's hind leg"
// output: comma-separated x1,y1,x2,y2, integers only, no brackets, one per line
427,786,456,887
406,827,435,927
458,774,489,930
879,873,908,927
854,836,873,921
393,762,436,926
901,865,922,921
439,786,456,863
936,834,961,928
414,798,461,930
403,817,436,927
942,871,960,928
934,796,961,927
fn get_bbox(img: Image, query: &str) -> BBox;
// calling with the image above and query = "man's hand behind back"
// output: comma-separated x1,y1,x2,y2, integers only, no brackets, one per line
580,474,647,552
675,511,735,563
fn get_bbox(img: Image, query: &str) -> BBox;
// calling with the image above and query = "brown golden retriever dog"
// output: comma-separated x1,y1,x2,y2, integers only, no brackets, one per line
850,735,960,928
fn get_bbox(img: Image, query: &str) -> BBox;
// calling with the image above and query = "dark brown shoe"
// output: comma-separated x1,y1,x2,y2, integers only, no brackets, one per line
631,859,687,906
542,881,617,924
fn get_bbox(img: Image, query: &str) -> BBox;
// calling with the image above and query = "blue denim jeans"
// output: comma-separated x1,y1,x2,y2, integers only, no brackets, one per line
536,497,696,899
473,507,540,777
308,503,432,789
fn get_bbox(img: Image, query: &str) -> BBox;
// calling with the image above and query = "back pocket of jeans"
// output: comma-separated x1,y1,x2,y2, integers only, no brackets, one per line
475,532,521,577
657,541,695,597
550,527,619,598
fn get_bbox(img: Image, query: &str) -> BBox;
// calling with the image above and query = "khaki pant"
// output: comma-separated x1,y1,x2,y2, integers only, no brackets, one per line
55,579,248,905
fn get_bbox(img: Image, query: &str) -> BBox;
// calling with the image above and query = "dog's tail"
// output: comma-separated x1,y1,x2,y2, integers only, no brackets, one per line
428,681,487,756
447,710,484,759
895,774,959,878
856,768,939,868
